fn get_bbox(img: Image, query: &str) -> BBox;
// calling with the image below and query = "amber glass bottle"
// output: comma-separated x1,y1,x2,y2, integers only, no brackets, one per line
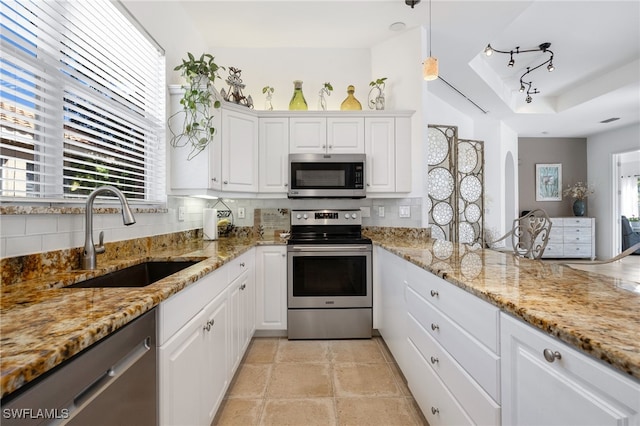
340,85,362,110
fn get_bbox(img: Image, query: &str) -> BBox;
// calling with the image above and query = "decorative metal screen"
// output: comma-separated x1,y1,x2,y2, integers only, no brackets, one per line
427,125,484,247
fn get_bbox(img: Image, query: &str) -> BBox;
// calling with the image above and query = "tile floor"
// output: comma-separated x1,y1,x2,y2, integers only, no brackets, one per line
212,337,428,426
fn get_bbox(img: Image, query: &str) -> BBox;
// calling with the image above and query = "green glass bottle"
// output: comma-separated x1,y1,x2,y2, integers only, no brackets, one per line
289,80,308,110
340,85,362,110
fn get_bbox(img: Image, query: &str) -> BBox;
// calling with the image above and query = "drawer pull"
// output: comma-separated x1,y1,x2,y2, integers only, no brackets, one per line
430,290,439,297
430,356,439,364
240,262,245,267
431,323,440,331
431,407,439,415
240,283,246,290
543,348,561,363
203,319,215,332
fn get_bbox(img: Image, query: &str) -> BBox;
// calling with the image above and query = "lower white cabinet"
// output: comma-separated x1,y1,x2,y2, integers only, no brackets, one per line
255,246,287,331
158,249,255,426
501,313,640,426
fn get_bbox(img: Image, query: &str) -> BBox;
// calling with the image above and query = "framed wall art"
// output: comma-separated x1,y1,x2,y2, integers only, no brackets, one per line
535,163,562,201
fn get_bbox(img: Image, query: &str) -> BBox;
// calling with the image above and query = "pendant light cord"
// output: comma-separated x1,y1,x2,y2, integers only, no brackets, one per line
428,0,432,57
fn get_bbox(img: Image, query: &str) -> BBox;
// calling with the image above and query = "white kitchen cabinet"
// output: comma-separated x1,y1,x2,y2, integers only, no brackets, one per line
221,108,259,192
259,117,289,193
255,246,288,331
364,115,411,194
289,116,364,154
375,245,410,372
158,249,255,426
501,313,640,426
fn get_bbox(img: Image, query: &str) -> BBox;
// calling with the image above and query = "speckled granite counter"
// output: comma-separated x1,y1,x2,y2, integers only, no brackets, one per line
2,228,639,399
368,233,640,382
0,233,285,398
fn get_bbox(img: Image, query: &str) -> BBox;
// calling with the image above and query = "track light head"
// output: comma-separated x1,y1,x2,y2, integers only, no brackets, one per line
508,54,515,67
405,0,421,8
484,44,493,56
539,42,552,51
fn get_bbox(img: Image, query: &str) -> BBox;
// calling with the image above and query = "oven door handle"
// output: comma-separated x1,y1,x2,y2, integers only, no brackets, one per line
288,245,371,252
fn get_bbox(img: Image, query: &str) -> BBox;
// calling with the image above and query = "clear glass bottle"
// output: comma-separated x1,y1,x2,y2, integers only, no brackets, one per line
289,80,308,110
340,85,362,110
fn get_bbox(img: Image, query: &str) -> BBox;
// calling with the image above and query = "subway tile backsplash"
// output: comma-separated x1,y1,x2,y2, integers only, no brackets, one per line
1,196,423,258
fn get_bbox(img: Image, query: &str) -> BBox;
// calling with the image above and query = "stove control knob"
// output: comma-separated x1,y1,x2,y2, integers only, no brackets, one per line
344,213,350,219
296,214,302,219
351,213,357,219
303,214,308,220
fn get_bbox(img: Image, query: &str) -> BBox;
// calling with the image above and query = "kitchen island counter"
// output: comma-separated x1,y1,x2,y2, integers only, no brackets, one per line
368,232,640,381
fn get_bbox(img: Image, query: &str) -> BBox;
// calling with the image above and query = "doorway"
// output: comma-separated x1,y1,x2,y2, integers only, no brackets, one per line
613,150,640,254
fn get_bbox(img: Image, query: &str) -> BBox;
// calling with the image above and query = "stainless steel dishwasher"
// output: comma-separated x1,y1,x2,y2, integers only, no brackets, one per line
1,309,157,426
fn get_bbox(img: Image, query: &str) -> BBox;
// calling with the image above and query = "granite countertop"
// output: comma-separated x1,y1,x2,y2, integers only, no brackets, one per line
2,230,639,399
0,236,285,398
370,233,640,382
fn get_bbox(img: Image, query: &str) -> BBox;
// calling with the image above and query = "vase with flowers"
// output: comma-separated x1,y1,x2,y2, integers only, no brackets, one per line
563,182,595,217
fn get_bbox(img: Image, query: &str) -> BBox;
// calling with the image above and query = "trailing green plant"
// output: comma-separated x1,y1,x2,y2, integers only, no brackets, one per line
169,53,224,160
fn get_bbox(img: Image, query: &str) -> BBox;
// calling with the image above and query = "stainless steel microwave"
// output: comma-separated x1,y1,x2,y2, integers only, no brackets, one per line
288,153,366,198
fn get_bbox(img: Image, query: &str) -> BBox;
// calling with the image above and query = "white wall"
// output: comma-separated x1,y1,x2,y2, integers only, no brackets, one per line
587,123,640,258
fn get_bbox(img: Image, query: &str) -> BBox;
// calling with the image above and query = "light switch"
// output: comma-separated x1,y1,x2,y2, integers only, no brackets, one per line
378,206,385,217
178,206,185,221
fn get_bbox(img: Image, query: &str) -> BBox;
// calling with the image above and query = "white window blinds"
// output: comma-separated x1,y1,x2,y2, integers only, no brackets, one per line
0,0,166,202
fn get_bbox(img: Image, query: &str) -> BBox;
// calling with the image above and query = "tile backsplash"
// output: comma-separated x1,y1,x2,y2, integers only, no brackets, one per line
1,196,423,258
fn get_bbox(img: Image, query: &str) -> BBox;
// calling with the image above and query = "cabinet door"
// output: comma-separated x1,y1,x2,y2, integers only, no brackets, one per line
202,292,229,425
227,277,242,374
501,313,640,426
327,117,364,153
221,109,258,192
259,117,289,193
255,246,287,330
365,117,395,192
375,246,409,372
289,117,327,153
159,309,206,426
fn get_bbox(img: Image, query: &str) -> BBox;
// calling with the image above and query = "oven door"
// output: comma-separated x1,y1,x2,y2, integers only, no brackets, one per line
287,244,372,309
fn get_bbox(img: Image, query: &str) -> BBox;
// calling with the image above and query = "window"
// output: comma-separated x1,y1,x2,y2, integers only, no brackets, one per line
1,0,166,203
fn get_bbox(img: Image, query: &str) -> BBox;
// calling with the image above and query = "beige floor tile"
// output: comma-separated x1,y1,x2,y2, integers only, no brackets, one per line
244,338,279,364
267,363,333,398
213,398,263,426
275,339,330,363
388,361,412,397
333,363,401,397
330,339,386,363
336,397,425,426
260,398,336,426
227,364,271,398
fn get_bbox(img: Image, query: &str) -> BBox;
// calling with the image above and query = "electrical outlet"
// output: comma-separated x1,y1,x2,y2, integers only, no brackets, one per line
178,206,185,221
399,205,411,218
378,206,385,217
238,207,245,219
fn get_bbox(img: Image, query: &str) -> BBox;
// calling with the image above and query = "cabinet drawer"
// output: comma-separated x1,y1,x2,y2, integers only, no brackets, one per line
408,313,501,415
406,261,499,353
542,244,563,257
227,250,254,282
407,287,501,397
563,229,592,244
563,217,592,227
563,244,592,257
406,339,474,426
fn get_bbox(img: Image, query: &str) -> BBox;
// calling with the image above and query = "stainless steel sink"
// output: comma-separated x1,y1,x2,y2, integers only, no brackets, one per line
68,261,201,288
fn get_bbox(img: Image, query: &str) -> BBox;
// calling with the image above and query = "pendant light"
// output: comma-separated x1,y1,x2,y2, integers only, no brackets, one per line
423,0,438,81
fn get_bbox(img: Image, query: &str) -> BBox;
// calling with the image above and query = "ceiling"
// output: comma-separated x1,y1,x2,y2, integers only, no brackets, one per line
130,0,640,138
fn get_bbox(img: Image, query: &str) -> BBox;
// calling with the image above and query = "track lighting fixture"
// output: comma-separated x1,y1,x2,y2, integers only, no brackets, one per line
483,42,555,103
405,0,421,8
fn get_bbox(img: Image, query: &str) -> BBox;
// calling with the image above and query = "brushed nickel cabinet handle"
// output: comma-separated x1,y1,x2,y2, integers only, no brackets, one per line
431,323,439,331
431,407,439,415
430,356,439,364
543,348,561,362
430,290,439,297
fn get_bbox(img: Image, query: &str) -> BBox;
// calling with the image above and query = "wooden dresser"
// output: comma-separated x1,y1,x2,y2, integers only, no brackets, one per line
542,217,596,260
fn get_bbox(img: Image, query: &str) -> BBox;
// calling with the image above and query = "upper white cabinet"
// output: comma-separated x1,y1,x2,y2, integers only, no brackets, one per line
259,117,289,193
169,86,413,197
501,313,640,425
289,116,364,154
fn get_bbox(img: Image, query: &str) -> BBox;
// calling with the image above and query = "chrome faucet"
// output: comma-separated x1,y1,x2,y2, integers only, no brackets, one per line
82,185,136,270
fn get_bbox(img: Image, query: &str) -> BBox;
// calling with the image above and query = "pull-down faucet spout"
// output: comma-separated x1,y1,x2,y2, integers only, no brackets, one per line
82,185,136,270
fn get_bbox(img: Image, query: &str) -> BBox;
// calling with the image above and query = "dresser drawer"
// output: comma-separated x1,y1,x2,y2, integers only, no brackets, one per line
406,261,499,353
563,227,592,244
563,217,592,227
406,339,474,426
407,286,501,397
408,313,501,413
542,244,563,257
563,244,592,257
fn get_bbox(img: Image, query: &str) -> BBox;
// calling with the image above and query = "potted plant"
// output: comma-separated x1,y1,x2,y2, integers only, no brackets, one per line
317,82,333,111
368,77,387,110
169,53,224,159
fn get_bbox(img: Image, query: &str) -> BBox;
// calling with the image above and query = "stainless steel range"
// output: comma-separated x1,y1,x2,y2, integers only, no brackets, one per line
287,209,372,339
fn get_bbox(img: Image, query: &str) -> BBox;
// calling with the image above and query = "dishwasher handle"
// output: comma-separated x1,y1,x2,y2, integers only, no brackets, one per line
70,337,151,415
